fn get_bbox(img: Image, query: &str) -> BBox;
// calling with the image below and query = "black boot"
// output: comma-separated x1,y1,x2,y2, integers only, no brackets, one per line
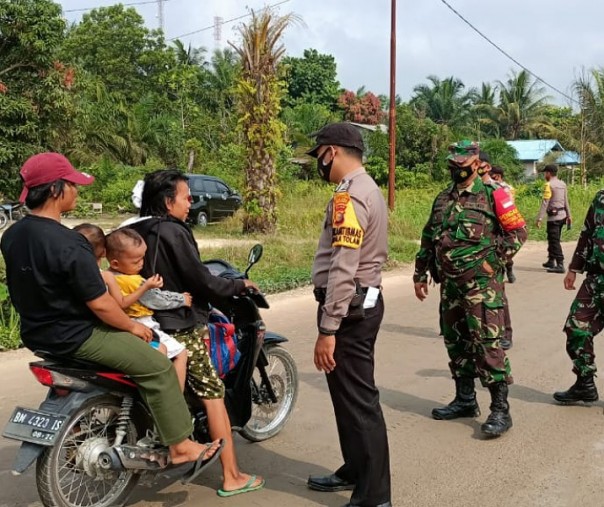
542,258,555,269
481,382,512,437
553,375,599,404
547,260,565,274
432,377,480,420
506,266,516,283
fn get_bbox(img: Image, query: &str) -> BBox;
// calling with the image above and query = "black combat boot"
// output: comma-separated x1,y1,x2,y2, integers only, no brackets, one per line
432,377,480,420
506,266,516,283
481,382,512,437
553,375,599,404
547,260,565,274
542,258,555,269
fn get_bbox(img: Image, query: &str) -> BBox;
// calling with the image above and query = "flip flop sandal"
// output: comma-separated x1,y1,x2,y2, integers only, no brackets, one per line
216,475,266,497
180,438,226,484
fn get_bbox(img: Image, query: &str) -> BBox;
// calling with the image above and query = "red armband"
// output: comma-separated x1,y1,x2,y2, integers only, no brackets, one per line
492,187,526,231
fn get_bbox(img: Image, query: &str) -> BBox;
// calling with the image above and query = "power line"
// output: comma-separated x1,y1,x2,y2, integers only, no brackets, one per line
168,0,291,41
438,0,578,105
63,0,165,14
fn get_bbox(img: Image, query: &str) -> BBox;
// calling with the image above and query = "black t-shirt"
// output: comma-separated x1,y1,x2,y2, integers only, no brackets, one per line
0,215,107,355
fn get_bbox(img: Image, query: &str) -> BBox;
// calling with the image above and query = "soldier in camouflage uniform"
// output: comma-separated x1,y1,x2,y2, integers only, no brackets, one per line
414,140,527,437
553,190,604,404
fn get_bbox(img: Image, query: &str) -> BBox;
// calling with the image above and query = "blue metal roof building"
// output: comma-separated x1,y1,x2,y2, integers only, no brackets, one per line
506,139,580,178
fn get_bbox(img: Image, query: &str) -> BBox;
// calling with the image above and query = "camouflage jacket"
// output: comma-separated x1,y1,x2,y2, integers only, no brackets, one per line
413,177,527,284
569,189,604,274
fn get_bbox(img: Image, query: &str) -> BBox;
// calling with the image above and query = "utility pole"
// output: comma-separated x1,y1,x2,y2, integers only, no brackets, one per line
157,0,165,32
388,0,397,210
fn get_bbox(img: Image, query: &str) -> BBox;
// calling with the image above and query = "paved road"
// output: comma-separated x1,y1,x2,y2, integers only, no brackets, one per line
1,242,604,507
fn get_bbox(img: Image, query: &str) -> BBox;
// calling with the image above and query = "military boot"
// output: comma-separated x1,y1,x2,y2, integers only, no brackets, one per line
547,260,565,273
432,377,480,420
553,375,599,404
542,258,555,269
481,382,512,437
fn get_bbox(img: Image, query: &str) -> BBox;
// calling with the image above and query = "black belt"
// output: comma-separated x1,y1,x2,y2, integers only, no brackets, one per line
313,286,376,304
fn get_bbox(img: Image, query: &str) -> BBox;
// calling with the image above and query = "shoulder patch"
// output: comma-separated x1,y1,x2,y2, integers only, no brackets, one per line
332,192,364,249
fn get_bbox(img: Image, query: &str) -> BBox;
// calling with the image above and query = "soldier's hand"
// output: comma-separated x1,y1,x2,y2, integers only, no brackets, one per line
414,282,429,301
564,271,577,290
535,219,542,229
314,334,336,373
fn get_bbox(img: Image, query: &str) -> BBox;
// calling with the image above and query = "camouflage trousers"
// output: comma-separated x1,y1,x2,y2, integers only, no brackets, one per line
563,274,604,377
440,273,512,386
502,288,513,343
171,326,225,399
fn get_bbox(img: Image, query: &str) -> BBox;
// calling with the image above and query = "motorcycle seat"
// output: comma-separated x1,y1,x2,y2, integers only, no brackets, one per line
33,350,124,374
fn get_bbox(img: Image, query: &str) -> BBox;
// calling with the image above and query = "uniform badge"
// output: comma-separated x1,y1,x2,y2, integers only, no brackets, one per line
332,192,364,249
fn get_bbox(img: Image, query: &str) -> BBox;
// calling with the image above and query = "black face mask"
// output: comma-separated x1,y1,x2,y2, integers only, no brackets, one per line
450,166,473,184
317,152,334,182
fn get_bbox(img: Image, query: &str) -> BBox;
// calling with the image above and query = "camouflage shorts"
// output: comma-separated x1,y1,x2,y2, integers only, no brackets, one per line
171,326,225,400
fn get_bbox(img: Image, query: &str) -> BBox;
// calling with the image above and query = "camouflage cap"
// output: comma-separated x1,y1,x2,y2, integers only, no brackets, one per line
447,140,480,167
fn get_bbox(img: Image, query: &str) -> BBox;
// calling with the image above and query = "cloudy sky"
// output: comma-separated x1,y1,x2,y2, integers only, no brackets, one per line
57,0,604,105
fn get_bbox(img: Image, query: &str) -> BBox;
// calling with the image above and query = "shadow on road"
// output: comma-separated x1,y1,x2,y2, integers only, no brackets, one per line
130,440,344,507
381,323,439,339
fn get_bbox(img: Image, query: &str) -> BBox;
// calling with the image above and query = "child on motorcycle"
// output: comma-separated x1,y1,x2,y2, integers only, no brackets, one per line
75,224,190,392
104,227,191,391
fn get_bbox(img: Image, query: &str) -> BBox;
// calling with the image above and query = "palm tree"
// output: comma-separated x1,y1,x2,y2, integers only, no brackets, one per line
172,40,207,68
490,70,550,139
410,75,474,130
231,8,298,233
573,69,604,183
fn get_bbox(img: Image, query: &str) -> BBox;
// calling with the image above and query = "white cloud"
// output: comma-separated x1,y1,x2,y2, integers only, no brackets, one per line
58,0,603,104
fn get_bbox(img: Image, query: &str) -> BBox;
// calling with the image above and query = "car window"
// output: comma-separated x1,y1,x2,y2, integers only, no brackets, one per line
190,178,206,192
204,180,219,193
215,182,230,194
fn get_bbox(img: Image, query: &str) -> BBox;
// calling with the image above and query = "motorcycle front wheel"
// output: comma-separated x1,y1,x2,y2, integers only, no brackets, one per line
36,395,140,507
240,345,298,442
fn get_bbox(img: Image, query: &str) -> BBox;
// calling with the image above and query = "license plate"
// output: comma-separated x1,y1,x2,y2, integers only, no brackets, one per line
3,407,67,446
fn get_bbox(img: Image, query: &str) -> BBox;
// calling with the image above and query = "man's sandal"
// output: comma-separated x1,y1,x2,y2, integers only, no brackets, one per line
180,438,225,484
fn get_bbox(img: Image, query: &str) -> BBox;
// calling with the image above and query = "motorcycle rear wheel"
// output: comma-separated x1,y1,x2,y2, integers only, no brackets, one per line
240,345,298,442
36,395,140,507
0,211,8,230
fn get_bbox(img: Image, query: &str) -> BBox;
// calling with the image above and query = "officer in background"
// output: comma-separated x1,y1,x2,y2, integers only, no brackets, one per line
491,166,516,284
414,141,527,437
306,122,391,507
553,190,604,404
537,164,571,273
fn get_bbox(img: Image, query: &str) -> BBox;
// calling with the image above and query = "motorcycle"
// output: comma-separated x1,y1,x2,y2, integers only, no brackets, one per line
0,202,28,230
2,244,298,507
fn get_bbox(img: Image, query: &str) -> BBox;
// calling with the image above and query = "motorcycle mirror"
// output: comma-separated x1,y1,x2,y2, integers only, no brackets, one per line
248,244,263,265
245,244,263,277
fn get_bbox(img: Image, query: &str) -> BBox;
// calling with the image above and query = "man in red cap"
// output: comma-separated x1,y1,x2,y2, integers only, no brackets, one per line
1,153,223,475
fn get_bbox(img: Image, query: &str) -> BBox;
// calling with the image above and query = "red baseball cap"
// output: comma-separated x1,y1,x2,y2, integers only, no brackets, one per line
19,153,95,203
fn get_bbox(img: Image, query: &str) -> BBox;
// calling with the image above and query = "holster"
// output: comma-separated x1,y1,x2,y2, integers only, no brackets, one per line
313,279,366,321
346,279,366,321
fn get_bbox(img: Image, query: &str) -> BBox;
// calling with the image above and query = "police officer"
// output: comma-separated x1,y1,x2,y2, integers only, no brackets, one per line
306,123,391,507
553,190,604,404
414,140,527,437
537,164,571,273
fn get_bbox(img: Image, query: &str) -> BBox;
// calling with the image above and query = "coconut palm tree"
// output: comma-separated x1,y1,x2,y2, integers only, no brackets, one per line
489,70,550,139
231,8,298,233
410,75,474,130
573,69,604,182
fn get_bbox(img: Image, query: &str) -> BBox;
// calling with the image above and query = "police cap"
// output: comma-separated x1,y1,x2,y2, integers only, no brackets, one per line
307,122,365,158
